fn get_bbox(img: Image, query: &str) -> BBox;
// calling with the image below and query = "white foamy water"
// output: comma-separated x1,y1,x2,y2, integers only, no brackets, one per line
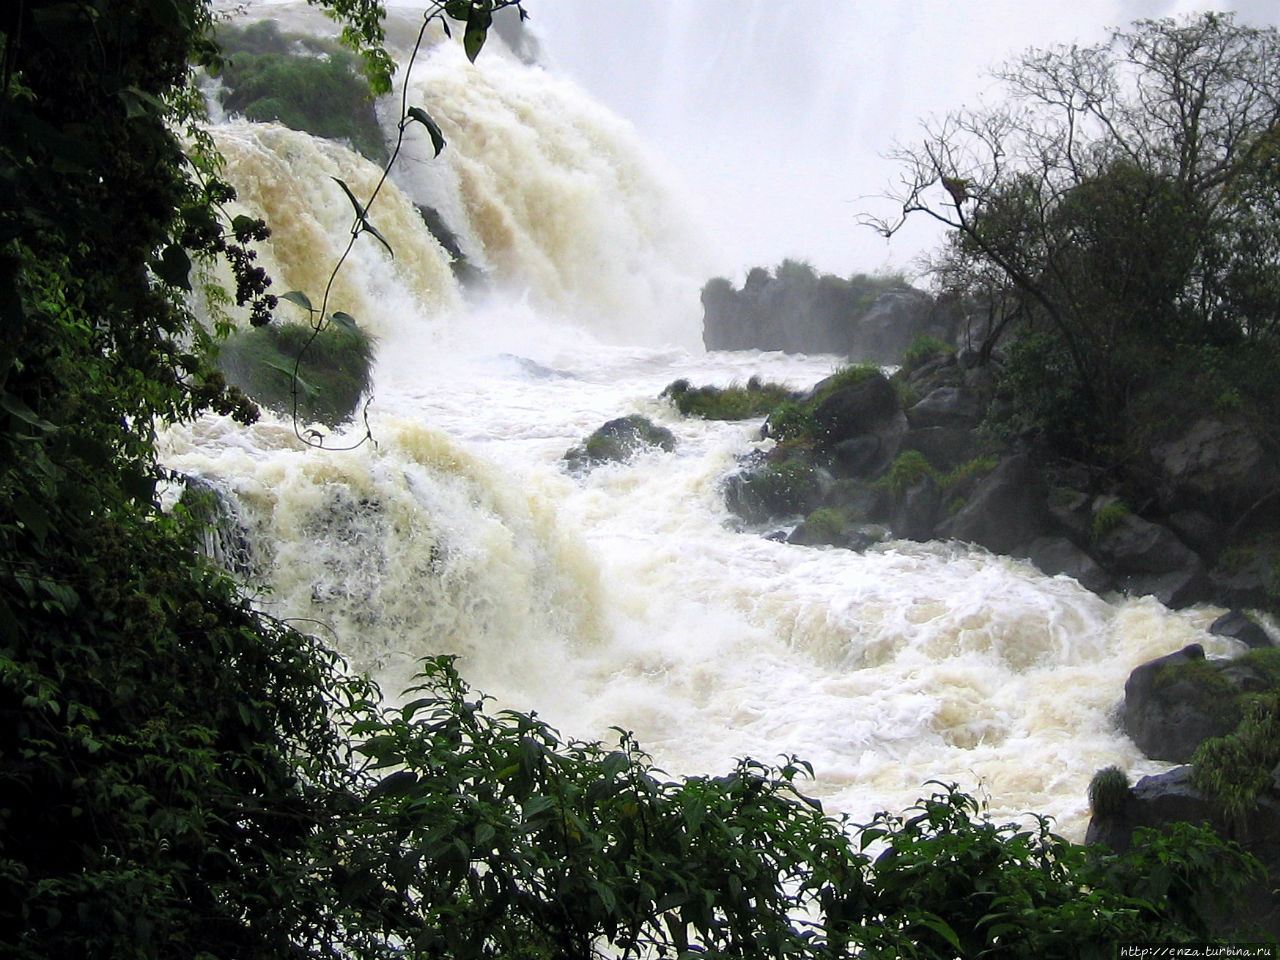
165,6,1246,839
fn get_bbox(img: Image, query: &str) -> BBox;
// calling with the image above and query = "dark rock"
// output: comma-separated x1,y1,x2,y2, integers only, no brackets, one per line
1085,766,1211,852
563,415,675,472
1210,610,1273,650
1122,567,1211,609
811,373,902,445
1085,766,1280,938
1025,536,1115,594
1151,416,1280,517
830,436,883,477
889,478,942,542
935,454,1053,556
900,427,982,474
1121,644,1239,763
1165,508,1223,558
723,458,822,525
905,386,983,430
1046,489,1094,548
1209,555,1280,611
1094,513,1209,606
826,477,893,523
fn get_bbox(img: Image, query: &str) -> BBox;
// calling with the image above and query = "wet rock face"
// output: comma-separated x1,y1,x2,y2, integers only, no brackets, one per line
1151,416,1280,516
562,415,676,472
1121,644,1244,764
700,271,954,362
934,454,1052,557
1085,766,1280,938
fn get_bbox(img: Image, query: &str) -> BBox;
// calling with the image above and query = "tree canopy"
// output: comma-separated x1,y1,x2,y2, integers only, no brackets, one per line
873,13,1280,472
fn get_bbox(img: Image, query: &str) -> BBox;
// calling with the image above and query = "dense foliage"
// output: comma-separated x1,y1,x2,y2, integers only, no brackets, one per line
216,314,377,426
0,0,1269,955
214,19,391,165
876,13,1280,477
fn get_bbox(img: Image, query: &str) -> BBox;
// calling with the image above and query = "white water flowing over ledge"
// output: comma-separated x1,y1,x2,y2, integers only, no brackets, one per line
166,4,1246,840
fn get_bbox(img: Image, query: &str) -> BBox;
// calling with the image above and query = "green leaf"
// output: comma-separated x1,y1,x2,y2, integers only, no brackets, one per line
331,176,367,221
405,106,446,157
0,394,55,432
601,750,629,780
152,244,191,290
13,495,50,545
916,914,963,952
330,311,358,331
463,0,493,62
369,770,420,799
475,822,495,849
280,290,314,312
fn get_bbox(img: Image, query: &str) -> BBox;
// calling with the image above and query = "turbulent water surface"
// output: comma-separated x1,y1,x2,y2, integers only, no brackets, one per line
165,5,1245,838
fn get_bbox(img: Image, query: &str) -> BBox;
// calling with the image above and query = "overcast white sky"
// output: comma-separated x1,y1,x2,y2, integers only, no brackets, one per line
525,1,1277,280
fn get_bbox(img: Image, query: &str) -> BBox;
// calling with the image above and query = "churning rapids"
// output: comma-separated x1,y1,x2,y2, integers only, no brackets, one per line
163,5,1242,839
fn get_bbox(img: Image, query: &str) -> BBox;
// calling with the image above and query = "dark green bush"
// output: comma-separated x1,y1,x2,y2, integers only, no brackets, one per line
1088,765,1131,818
662,376,797,420
216,317,376,426
214,20,389,164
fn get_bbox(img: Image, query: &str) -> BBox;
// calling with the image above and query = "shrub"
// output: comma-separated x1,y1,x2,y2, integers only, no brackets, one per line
216,317,376,426
878,449,934,495
1088,766,1131,818
1191,688,1280,824
1092,500,1130,541
213,20,389,164
661,377,796,420
900,334,954,373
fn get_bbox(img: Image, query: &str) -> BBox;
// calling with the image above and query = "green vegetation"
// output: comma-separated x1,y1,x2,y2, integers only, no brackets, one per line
1092,500,1131,541
1,0,1271,954
1192,688,1280,824
801,506,851,542
874,450,998,500
216,316,376,426
900,333,954,373
662,375,797,420
877,13,1280,476
1089,766,1132,818
764,363,880,445
214,19,390,164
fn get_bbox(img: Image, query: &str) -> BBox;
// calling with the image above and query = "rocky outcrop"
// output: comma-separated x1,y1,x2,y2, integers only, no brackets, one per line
1086,766,1280,937
1151,416,1280,518
701,349,1280,614
1120,644,1242,763
934,454,1052,557
700,265,955,362
563,415,675,472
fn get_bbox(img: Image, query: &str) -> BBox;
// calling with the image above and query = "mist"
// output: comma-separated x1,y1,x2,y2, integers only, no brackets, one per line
531,0,1275,280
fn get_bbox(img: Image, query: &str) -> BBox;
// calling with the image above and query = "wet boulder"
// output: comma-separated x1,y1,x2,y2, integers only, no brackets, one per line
1151,416,1280,517
1121,644,1243,763
1094,512,1209,608
563,415,675,472
1025,536,1115,594
1210,610,1273,650
935,454,1053,557
905,386,983,430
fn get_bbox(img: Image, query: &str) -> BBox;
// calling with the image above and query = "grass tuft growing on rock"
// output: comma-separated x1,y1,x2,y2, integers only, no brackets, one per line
1088,766,1131,818
662,377,797,420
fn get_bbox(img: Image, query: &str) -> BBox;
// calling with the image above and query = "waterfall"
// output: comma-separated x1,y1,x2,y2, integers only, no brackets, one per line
163,2,1247,839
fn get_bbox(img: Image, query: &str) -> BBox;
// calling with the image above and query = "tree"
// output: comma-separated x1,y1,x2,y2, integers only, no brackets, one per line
871,13,1280,470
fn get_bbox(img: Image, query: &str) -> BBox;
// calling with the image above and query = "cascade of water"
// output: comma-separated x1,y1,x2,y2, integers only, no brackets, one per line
164,3,1249,839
